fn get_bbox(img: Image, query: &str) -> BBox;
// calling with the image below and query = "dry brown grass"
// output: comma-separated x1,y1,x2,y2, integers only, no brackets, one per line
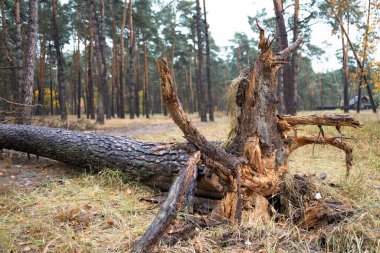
0,110,379,252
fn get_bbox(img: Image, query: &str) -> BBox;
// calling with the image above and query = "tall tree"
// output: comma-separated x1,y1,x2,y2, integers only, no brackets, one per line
14,0,23,96
119,0,127,118
99,0,111,120
37,34,46,115
17,0,39,124
89,0,108,124
128,0,135,119
273,0,296,115
87,8,95,119
356,0,371,113
52,0,67,121
195,0,207,122
203,0,214,121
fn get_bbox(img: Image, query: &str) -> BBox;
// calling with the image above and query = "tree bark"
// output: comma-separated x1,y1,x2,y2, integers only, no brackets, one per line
195,0,207,122
16,0,39,125
129,0,136,119
357,0,371,113
203,0,214,122
0,124,223,199
100,0,111,120
52,0,67,122
89,0,107,124
14,0,23,98
143,42,150,118
273,0,296,115
88,9,95,120
119,0,127,119
38,34,46,115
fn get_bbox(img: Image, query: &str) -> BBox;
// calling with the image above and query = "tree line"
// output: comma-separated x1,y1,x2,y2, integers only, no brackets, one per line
0,0,379,125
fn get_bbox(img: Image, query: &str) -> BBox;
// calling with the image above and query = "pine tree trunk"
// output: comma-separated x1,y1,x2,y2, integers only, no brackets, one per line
135,28,140,118
100,0,111,120
88,10,95,120
77,44,81,119
273,0,296,115
143,42,150,118
119,0,127,119
203,0,214,121
89,0,108,124
52,0,67,122
16,0,39,125
356,0,371,113
37,34,46,115
14,0,23,99
341,29,349,113
128,0,135,119
195,0,207,122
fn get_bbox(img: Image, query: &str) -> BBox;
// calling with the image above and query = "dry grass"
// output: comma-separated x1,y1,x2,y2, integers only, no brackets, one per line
0,110,379,252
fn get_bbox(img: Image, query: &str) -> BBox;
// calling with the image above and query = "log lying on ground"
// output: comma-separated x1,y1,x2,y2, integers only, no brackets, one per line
0,124,223,199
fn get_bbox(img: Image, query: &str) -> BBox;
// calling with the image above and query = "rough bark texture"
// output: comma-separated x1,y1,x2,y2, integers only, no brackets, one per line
273,0,295,115
17,0,39,125
203,0,214,122
119,0,127,119
52,0,67,122
88,10,95,120
129,0,136,119
14,0,23,96
195,0,207,122
0,124,222,199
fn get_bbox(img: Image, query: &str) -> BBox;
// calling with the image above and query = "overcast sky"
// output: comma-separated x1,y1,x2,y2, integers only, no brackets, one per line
205,0,345,72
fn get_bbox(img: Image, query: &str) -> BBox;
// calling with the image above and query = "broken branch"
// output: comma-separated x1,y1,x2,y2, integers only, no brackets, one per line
131,151,200,253
287,135,353,176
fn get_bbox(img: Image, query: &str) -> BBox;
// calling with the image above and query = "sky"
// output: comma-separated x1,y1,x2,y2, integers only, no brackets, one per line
205,0,345,72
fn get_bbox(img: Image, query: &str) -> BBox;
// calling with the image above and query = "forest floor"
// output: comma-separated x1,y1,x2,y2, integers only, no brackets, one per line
0,111,379,252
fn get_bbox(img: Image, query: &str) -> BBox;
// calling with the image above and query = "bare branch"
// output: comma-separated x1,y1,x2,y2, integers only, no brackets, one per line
287,135,353,176
156,58,246,176
275,36,304,61
131,151,200,253
278,114,362,129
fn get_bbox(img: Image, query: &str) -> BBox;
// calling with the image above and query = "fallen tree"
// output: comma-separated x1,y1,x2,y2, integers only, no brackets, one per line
0,25,361,251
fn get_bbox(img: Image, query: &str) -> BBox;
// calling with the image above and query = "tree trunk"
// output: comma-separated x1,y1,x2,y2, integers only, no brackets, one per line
135,28,140,118
357,0,371,113
195,0,207,122
16,0,39,125
273,0,296,115
38,34,46,115
89,0,107,125
203,0,214,122
77,46,81,119
99,0,111,120
129,0,136,119
0,124,222,199
88,9,95,120
14,0,23,99
290,0,300,112
340,18,349,113
143,42,150,118
52,0,67,122
111,9,118,118
119,0,127,119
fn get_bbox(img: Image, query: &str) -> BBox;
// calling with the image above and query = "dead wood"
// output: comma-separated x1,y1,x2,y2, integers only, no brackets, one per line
0,24,362,249
278,114,361,129
131,151,200,253
287,135,353,176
